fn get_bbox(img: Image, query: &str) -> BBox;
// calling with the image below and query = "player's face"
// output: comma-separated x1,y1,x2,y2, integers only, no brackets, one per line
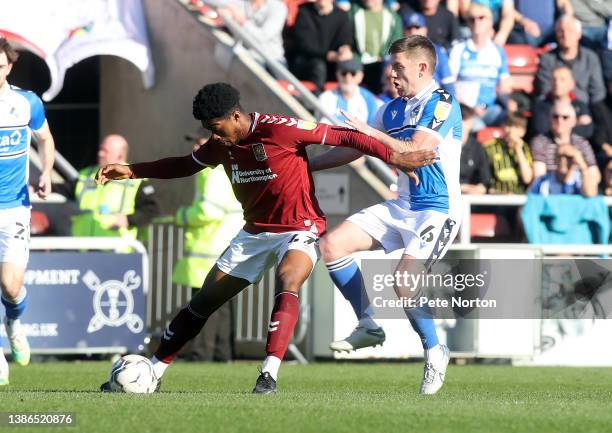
390,52,426,98
204,113,242,146
0,52,13,89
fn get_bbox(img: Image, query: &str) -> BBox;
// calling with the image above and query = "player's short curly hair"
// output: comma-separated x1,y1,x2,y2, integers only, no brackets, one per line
192,83,242,122
0,37,19,64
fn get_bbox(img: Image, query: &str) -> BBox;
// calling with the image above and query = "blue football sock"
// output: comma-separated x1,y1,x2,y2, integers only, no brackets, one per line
404,305,439,350
326,257,365,319
2,287,27,320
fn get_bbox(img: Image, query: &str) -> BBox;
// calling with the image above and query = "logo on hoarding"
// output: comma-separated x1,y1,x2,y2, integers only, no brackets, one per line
83,270,144,334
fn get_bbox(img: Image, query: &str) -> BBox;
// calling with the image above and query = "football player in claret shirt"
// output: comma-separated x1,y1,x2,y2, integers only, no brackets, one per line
96,83,436,394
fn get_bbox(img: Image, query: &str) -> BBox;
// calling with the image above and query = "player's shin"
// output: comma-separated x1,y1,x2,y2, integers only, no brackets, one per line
326,257,380,329
261,291,299,381
1,287,28,320
151,304,208,378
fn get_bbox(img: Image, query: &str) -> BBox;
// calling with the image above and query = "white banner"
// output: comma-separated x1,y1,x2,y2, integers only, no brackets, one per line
0,0,154,101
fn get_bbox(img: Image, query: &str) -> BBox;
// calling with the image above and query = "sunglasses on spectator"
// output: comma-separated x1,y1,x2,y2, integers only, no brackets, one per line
468,15,487,23
339,70,358,77
552,113,573,120
407,25,423,30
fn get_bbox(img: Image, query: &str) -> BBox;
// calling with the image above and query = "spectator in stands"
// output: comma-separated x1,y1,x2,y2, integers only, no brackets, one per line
604,159,612,196
531,100,601,197
509,0,573,47
456,0,515,46
484,114,533,194
403,12,455,94
55,135,161,239
570,0,612,51
459,104,491,194
288,0,354,94
531,65,593,139
535,14,607,106
449,3,512,128
317,58,382,124
218,0,288,66
400,0,460,49
349,0,403,94
378,60,399,102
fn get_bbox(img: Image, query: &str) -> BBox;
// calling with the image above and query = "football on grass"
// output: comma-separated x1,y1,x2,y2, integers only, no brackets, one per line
109,354,158,394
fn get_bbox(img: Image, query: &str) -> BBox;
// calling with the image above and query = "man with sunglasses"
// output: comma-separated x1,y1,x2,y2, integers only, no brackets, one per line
531,100,600,197
449,3,512,129
317,58,382,125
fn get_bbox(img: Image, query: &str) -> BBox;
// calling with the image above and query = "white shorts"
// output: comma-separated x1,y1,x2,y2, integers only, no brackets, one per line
216,229,319,283
0,206,31,267
347,199,460,265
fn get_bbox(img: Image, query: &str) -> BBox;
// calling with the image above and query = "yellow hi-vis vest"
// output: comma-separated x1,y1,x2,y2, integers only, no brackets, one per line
71,165,143,240
172,166,244,288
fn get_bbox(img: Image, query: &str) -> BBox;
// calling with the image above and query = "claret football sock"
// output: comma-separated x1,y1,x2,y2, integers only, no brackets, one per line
2,287,28,320
404,306,439,350
153,304,208,368
326,257,381,329
261,291,299,380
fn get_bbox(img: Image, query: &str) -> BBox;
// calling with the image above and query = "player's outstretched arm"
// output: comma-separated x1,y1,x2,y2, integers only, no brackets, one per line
341,109,438,153
309,147,363,172
96,154,205,185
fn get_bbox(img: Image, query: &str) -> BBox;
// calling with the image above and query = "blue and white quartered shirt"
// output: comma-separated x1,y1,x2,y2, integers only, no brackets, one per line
448,39,509,108
371,80,462,214
0,84,47,209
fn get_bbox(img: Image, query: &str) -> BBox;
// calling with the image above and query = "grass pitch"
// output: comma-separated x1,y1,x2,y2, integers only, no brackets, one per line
0,361,610,433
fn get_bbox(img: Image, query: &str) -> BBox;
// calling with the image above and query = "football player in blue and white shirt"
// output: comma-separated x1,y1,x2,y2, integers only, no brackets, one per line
0,38,56,385
311,35,462,395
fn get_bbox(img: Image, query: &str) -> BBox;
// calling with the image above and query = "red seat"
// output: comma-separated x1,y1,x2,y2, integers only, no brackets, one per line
510,74,535,93
476,127,503,145
470,213,511,238
323,81,338,91
276,80,317,96
31,211,49,235
284,0,308,27
505,44,539,74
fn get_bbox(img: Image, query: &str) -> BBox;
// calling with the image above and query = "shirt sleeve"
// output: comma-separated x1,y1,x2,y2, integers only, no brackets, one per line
497,45,510,80
192,142,221,168
26,92,46,131
530,135,548,163
415,90,458,143
370,103,386,131
574,136,597,167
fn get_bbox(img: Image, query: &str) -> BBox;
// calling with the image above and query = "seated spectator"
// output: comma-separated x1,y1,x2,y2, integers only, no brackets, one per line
484,114,533,194
531,100,601,197
349,0,403,94
457,0,515,46
218,0,288,67
530,145,596,196
535,14,607,106
508,0,573,47
317,58,382,124
571,0,612,51
378,60,399,103
530,65,593,139
288,0,354,94
449,3,512,128
604,159,612,196
403,12,455,94
459,104,491,194
400,0,460,49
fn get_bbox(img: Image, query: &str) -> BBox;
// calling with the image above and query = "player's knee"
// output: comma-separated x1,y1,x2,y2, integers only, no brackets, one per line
319,233,345,261
0,275,23,300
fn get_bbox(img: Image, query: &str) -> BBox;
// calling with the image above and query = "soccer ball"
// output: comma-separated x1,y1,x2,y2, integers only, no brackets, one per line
109,354,158,394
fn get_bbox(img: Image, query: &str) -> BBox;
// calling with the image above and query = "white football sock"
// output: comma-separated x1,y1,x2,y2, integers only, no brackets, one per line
261,355,281,381
150,355,169,378
424,344,442,362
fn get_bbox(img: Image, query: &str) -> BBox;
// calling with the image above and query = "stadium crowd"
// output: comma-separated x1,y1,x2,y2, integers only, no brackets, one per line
215,0,612,199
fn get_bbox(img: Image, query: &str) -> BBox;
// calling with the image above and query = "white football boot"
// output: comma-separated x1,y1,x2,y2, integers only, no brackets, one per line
4,317,30,366
420,344,450,395
0,350,8,386
329,326,386,352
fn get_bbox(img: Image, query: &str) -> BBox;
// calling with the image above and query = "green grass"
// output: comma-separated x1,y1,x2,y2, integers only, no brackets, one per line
0,361,610,433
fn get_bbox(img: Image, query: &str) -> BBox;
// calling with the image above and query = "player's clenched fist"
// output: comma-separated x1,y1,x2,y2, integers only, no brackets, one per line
95,164,134,185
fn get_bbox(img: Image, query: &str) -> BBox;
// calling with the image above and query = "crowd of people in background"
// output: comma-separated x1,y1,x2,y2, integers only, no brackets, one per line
219,0,612,198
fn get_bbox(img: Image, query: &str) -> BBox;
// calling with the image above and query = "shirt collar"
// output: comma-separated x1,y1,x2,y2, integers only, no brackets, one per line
403,80,436,105
0,82,10,99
